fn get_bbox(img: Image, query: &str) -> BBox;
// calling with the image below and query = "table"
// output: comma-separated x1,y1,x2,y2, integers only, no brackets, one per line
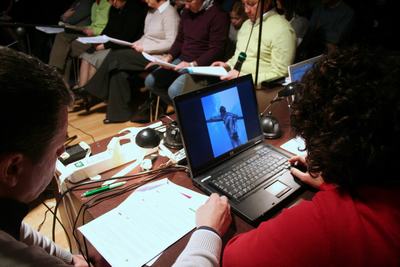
56,86,314,267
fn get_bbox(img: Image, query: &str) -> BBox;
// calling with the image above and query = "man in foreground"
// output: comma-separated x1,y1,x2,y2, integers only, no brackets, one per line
0,46,87,266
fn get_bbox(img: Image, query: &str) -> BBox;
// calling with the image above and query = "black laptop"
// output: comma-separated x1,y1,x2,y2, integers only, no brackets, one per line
173,74,301,224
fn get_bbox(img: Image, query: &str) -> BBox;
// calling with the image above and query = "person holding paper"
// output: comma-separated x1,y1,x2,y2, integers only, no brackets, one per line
81,0,180,123
212,0,296,86
144,0,229,108
0,47,88,266
48,0,111,82
174,47,400,267
76,0,147,89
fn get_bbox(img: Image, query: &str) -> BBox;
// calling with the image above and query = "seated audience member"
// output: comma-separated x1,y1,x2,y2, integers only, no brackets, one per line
276,0,309,46
144,0,229,107
297,0,354,60
226,0,247,58
174,47,400,267
81,0,180,123
0,46,87,266
59,0,93,27
77,0,147,88
148,0,295,104
212,0,296,86
48,0,111,82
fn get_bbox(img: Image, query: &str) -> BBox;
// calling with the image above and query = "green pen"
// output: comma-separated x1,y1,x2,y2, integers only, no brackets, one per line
81,181,127,197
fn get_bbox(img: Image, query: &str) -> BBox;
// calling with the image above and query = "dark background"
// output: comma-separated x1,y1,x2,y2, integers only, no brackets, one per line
1,0,398,63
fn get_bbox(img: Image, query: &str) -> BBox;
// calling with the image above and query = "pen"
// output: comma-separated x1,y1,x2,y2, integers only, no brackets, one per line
81,181,127,197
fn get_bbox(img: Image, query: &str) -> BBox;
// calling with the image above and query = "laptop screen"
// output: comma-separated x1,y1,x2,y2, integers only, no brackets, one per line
174,75,263,176
288,55,323,83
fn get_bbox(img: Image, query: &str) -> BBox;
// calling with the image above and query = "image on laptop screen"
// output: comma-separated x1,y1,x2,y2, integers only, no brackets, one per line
201,86,248,158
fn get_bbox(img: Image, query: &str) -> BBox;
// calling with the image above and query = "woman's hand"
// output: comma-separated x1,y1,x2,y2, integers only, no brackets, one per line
95,44,105,51
174,61,190,71
289,156,324,189
82,28,94,37
220,69,240,81
211,61,230,71
131,43,143,52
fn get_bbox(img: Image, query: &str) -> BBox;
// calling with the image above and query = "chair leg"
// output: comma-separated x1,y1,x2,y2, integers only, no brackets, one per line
154,96,160,121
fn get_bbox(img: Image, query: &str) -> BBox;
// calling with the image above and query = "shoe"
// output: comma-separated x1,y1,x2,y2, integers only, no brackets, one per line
103,118,128,124
76,87,101,112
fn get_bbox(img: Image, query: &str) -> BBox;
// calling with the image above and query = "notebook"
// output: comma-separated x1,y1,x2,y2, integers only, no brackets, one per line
288,54,323,83
173,74,301,224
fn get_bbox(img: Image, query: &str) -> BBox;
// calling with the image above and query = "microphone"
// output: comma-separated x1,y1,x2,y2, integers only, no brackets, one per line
233,52,247,72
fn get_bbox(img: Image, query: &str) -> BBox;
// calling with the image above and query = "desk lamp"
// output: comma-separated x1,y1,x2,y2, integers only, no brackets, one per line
260,82,299,139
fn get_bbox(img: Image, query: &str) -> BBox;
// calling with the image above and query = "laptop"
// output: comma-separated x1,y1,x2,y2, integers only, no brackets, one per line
173,74,301,224
288,54,323,83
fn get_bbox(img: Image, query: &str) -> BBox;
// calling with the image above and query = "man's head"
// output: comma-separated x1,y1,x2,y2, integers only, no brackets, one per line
291,47,400,189
220,106,226,115
184,0,205,13
0,47,73,203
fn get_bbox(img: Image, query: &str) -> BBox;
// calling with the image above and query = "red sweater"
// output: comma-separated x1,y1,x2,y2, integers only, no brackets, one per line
223,184,400,267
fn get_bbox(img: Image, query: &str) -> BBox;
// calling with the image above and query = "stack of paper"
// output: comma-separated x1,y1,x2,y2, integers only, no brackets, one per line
79,179,207,267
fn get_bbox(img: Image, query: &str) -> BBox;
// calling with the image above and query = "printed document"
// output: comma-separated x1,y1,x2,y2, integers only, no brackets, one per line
79,178,208,267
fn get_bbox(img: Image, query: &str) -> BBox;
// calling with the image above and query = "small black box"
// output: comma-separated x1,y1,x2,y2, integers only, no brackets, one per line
59,143,89,165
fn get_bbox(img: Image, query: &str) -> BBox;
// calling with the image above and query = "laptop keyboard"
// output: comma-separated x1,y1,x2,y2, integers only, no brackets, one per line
209,147,290,200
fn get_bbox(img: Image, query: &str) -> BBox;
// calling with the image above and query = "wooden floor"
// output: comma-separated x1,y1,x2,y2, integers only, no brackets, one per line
24,101,145,251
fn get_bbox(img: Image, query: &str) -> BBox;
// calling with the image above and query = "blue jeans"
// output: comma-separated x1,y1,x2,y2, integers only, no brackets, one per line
144,58,182,104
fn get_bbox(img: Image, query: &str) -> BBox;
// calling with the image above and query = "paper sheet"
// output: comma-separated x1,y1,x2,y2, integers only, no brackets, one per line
184,66,228,76
142,52,176,68
35,26,64,34
280,136,307,156
76,35,133,46
79,179,207,267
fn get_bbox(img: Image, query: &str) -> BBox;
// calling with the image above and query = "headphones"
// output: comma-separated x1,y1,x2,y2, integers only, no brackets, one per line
164,121,183,149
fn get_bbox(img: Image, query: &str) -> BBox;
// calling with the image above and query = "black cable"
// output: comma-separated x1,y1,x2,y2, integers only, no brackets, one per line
68,122,96,145
52,165,188,250
37,204,53,232
41,201,73,254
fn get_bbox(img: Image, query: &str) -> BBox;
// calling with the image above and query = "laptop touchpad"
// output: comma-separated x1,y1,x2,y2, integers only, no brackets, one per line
265,180,290,197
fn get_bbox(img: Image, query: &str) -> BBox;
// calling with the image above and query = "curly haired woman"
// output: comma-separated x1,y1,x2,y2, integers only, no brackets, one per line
174,47,400,267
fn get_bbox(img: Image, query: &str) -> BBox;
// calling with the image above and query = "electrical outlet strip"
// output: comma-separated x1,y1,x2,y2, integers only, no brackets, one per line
56,122,163,184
